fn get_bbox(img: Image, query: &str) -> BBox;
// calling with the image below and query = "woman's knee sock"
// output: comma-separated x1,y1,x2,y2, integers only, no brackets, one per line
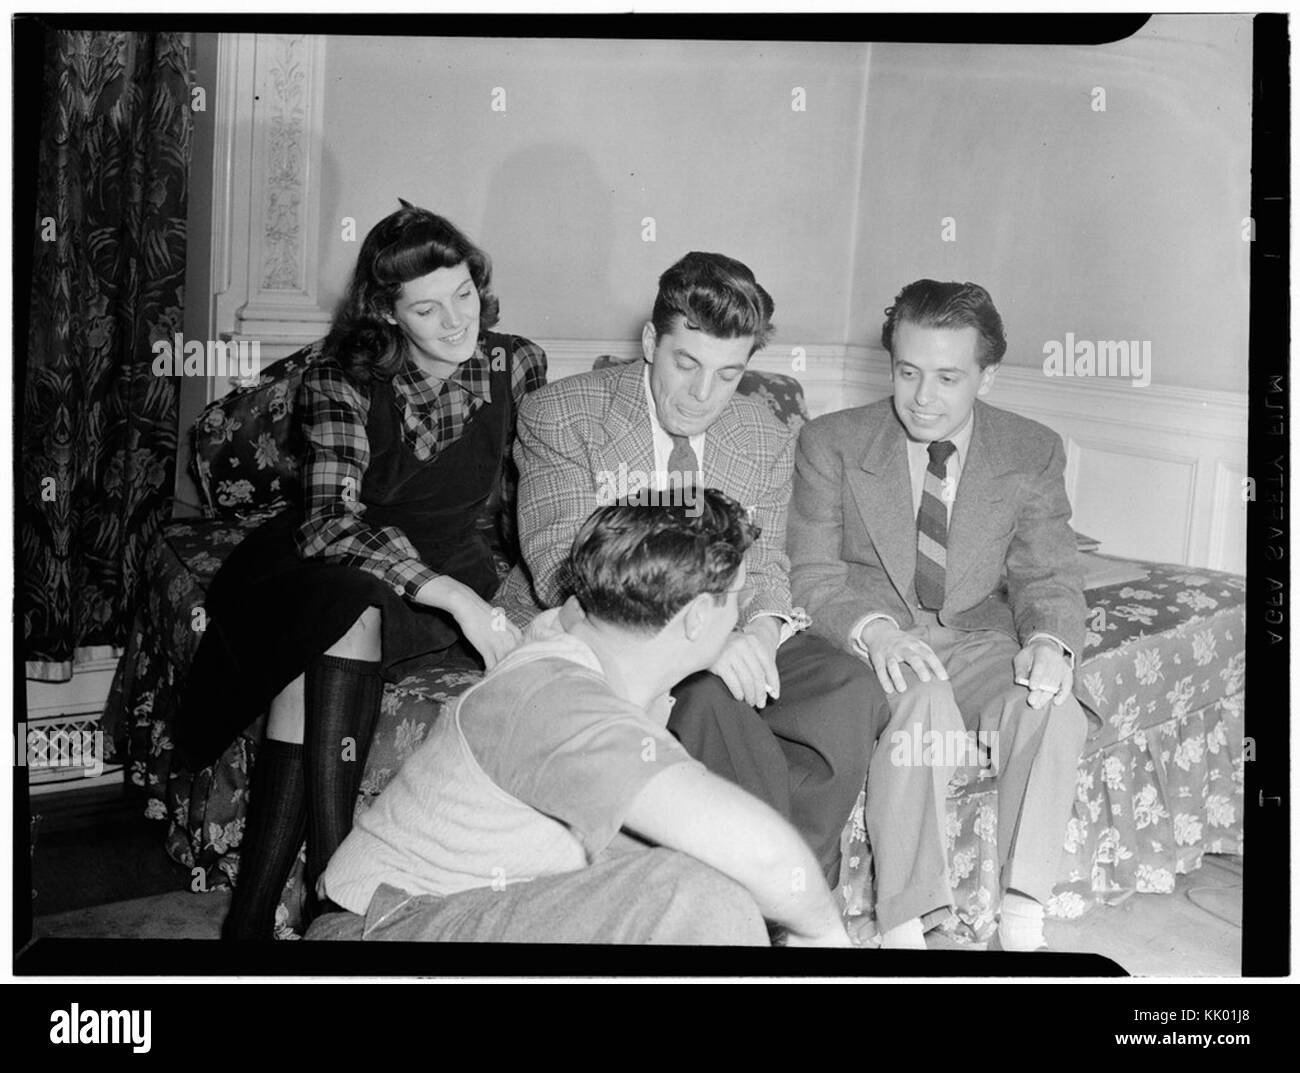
222,738,307,941
303,654,384,898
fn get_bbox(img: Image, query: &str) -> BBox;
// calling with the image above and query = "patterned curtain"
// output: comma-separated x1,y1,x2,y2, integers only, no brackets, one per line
21,31,193,680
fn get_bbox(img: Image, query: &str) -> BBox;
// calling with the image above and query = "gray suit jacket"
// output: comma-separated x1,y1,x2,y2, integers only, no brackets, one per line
788,397,1086,658
497,360,797,626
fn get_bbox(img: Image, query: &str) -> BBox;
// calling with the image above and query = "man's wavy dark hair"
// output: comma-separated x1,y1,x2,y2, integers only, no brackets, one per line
324,200,500,385
565,487,759,632
651,251,775,355
881,279,1007,369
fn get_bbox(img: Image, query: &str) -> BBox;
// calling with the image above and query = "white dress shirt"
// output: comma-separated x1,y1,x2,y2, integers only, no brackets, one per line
904,408,975,517
643,366,706,490
642,365,797,647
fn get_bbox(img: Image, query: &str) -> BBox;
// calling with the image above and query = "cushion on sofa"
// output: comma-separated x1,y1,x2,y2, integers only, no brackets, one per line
191,339,327,518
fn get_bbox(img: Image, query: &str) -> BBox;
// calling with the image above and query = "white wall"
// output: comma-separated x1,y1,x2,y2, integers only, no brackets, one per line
849,15,1252,394
185,22,1250,571
317,36,870,350
843,15,1251,570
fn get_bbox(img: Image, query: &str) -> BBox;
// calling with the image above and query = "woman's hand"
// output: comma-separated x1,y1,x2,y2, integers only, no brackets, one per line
414,576,522,671
455,597,523,671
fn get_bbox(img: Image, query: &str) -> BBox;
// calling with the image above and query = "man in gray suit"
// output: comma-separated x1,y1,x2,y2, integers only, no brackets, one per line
788,280,1089,951
498,252,883,887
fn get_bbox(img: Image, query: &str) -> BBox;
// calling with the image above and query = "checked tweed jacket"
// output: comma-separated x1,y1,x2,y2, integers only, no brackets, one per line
496,360,798,627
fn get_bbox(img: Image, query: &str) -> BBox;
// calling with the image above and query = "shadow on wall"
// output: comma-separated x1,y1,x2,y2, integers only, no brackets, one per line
477,142,630,344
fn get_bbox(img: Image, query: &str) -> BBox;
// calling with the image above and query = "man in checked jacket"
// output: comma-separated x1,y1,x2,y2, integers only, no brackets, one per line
787,280,1090,951
496,252,885,887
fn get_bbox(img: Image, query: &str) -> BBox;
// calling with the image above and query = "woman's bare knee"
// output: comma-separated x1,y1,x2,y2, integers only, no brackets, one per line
325,605,382,660
267,674,305,743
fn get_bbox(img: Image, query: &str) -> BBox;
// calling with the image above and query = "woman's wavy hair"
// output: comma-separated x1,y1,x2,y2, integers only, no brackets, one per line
324,201,500,384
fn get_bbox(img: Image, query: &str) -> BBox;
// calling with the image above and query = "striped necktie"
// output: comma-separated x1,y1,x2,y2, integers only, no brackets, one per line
915,439,957,610
667,433,700,487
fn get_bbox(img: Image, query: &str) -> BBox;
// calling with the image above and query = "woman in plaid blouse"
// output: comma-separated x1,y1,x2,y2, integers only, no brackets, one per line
182,203,547,940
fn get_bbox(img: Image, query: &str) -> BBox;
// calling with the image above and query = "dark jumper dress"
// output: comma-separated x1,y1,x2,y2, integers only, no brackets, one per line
176,335,518,770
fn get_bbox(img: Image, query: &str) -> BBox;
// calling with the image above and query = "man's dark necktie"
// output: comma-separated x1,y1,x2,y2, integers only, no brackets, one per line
667,433,700,487
915,439,957,610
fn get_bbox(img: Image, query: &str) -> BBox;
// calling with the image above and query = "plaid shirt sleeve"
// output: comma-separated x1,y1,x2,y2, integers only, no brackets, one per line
735,412,799,627
496,336,549,544
509,336,548,409
293,364,440,599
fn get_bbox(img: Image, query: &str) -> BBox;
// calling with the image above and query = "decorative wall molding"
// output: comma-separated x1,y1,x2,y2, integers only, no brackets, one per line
535,340,1247,573
839,344,1250,440
1064,436,1201,567
1208,458,1249,575
197,32,332,403
235,34,330,335
208,32,244,340
259,34,312,292
838,346,1246,573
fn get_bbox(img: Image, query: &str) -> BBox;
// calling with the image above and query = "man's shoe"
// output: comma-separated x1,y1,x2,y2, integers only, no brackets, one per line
988,931,1051,953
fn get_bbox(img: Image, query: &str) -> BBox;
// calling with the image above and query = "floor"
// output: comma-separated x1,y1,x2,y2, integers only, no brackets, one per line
28,784,1243,974
28,783,193,916
1042,855,1242,975
926,854,1242,975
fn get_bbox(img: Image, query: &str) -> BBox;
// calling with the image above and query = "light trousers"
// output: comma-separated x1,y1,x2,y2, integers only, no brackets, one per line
865,618,1089,932
306,839,770,945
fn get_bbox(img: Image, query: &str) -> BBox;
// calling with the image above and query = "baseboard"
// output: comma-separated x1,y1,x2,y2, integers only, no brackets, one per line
26,651,121,712
534,339,1246,572
25,653,123,797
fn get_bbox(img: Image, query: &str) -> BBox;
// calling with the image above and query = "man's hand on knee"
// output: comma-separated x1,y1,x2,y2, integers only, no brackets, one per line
858,622,949,695
1012,640,1073,710
708,627,780,709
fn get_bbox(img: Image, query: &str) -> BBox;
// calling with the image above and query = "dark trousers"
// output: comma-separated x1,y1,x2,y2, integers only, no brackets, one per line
667,631,886,885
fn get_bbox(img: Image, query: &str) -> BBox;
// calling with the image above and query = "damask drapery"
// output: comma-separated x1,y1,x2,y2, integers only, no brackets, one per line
22,30,193,680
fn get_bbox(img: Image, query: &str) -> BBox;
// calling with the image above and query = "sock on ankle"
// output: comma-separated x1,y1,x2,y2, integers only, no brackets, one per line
303,654,384,900
223,738,306,942
880,916,927,950
997,891,1046,951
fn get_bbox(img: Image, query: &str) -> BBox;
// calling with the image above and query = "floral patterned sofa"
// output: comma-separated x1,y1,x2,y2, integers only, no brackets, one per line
840,559,1246,945
104,342,1246,942
101,341,811,937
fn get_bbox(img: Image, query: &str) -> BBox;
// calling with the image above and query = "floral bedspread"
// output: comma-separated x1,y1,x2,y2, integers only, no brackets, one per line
101,512,279,890
840,562,1246,945
106,531,1246,942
